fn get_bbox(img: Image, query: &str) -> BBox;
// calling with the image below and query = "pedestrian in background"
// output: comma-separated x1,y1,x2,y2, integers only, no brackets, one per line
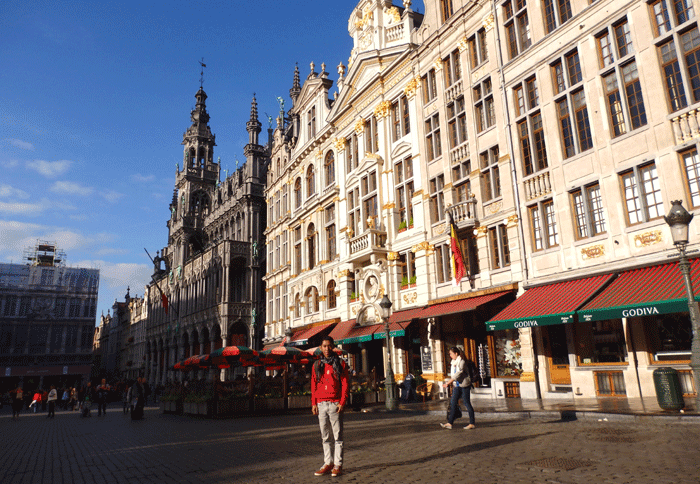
11,386,23,420
47,385,57,418
96,378,110,416
311,336,349,478
440,347,476,430
131,377,145,420
123,384,130,414
30,390,42,413
70,387,78,411
61,388,69,410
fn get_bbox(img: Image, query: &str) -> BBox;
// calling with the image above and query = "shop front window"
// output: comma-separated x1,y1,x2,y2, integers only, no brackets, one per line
645,313,692,362
494,329,522,376
575,320,627,364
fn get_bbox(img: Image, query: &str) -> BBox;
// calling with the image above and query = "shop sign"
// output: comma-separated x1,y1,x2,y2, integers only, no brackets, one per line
5,367,10,377
487,313,574,331
420,346,433,372
578,299,693,322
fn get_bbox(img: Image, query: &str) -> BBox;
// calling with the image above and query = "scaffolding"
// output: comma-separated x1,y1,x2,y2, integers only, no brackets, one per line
23,240,67,267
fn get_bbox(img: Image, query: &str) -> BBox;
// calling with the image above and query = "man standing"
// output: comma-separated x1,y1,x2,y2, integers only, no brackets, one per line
311,336,349,477
47,385,57,418
96,378,110,416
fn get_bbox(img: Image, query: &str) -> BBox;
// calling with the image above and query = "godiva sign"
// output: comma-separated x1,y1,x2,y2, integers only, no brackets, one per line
578,298,696,323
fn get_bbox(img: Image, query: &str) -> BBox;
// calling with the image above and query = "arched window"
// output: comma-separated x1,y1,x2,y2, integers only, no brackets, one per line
294,178,302,209
306,165,316,197
307,223,316,270
294,293,301,318
305,286,319,313
324,151,335,186
327,280,337,309
190,191,210,215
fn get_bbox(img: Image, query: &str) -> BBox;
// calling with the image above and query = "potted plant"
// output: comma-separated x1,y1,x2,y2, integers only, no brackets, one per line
288,390,311,409
409,275,417,288
398,220,407,233
409,217,414,229
401,276,409,290
350,291,358,302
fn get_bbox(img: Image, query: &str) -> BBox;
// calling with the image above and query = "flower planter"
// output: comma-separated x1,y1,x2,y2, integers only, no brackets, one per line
288,395,311,409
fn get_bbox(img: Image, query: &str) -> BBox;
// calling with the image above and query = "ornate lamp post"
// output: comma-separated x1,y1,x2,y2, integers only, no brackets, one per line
379,295,397,411
664,200,700,411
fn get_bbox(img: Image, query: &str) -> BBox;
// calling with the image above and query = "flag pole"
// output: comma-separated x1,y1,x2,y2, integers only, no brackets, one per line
144,248,178,317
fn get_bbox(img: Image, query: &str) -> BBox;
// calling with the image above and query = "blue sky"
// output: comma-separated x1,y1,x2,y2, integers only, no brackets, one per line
0,1,425,323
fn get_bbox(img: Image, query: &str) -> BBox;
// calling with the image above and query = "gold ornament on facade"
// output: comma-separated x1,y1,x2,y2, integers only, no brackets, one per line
337,269,351,278
458,36,469,53
433,57,442,71
474,226,488,238
402,292,418,304
519,371,535,382
387,251,399,261
505,214,519,227
373,100,392,118
316,149,323,159
487,201,503,214
634,230,663,247
404,77,419,98
581,244,605,260
434,223,446,235
386,6,400,23
354,119,365,134
411,241,432,253
333,137,347,152
382,202,396,210
483,14,495,32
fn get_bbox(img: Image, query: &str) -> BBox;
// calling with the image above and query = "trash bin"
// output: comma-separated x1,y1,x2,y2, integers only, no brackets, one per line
652,367,685,411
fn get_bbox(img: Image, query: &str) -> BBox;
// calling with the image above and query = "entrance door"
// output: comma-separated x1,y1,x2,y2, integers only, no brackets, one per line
543,325,571,385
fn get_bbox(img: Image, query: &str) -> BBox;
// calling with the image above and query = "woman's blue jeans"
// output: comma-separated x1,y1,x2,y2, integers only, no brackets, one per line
448,385,474,425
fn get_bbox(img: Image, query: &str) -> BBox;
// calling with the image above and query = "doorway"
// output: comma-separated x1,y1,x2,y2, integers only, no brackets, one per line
543,325,571,385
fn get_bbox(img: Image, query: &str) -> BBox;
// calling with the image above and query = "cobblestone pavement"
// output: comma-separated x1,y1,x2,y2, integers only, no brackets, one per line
1,405,698,484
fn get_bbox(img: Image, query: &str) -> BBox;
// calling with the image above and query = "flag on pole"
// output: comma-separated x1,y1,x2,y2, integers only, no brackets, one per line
450,222,466,287
161,293,169,315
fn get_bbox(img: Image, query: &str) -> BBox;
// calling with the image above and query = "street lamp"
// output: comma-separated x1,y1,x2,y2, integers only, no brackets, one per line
664,200,700,412
379,294,397,411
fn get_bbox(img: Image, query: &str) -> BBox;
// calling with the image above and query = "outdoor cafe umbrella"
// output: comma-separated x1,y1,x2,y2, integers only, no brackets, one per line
259,346,309,364
183,354,212,369
210,346,258,369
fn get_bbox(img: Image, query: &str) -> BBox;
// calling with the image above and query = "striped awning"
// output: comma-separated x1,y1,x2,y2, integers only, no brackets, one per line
337,323,381,344
388,306,426,324
486,274,615,331
374,321,409,339
420,291,511,319
287,321,337,346
328,319,356,342
578,258,700,322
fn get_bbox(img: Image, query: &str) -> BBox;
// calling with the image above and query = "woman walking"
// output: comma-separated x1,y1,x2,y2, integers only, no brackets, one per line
47,385,57,418
11,386,23,420
440,347,476,430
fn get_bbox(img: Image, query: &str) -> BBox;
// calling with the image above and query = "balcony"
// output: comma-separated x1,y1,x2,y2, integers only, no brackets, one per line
445,79,463,104
446,199,478,230
522,171,552,201
227,241,251,260
349,228,387,257
224,302,252,318
671,108,700,145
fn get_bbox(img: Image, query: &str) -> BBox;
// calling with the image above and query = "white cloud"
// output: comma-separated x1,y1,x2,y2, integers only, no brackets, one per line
0,221,115,260
132,173,155,182
27,159,72,177
0,200,45,216
5,138,35,151
50,181,94,196
75,259,152,293
102,190,124,203
96,247,128,256
1,160,19,168
0,184,30,199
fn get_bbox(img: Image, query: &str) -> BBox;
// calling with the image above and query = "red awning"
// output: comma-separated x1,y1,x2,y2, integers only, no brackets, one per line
288,321,337,346
329,319,356,342
421,291,511,319
261,341,284,351
486,274,615,331
339,324,381,344
578,258,700,322
388,306,426,324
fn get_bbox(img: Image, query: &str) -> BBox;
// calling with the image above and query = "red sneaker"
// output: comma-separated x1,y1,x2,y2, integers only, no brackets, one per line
331,466,343,477
315,464,334,476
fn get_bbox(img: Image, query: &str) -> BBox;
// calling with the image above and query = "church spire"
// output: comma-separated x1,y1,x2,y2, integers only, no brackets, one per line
289,63,301,104
246,94,262,145
182,86,216,170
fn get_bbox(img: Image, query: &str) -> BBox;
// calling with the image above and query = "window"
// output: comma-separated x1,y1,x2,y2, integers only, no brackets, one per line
443,49,462,88
529,199,559,250
399,251,417,287
440,0,454,23
503,0,531,60
364,116,379,154
294,226,302,273
597,19,647,137
346,134,359,172
4,296,17,316
29,325,48,354
650,1,699,112
514,76,547,175
282,185,288,214
543,0,571,34
644,313,692,362
480,146,501,202
65,325,78,354
325,204,336,260
575,320,627,364
571,183,607,239
348,187,360,236
327,280,337,309
391,95,411,141
681,148,700,207
19,296,30,316
306,165,316,198
275,286,281,322
489,224,511,269
620,162,664,225
447,96,468,148
425,113,442,161
307,105,316,139
275,192,280,219
294,293,301,318
422,69,438,103
324,151,335,186
282,231,288,266
468,28,488,69
306,287,319,313
429,175,445,224
69,298,80,318
361,171,378,230
54,298,66,319
552,50,593,158
395,157,415,227
307,224,316,270
275,235,280,268
452,158,471,186
474,78,495,132
294,178,302,209
434,244,452,284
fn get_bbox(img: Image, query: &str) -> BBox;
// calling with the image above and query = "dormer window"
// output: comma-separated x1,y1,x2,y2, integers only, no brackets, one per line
307,105,316,139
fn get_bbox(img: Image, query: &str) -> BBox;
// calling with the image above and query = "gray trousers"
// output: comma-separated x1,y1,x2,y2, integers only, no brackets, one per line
317,401,344,467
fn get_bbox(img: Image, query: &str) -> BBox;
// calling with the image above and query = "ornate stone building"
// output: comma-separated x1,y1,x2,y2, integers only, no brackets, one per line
140,87,269,385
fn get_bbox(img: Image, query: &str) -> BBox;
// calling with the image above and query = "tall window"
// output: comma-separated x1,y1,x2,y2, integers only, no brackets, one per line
514,76,547,175
425,113,442,161
306,165,316,198
452,159,471,203
434,244,452,284
54,298,66,319
346,134,359,172
440,0,454,23
294,226,302,273
4,296,17,316
571,183,607,239
620,162,664,225
552,50,593,158
422,69,438,103
307,105,316,139
294,178,302,209
19,296,31,316
327,280,337,309
650,1,699,112
489,224,511,269
361,171,378,229
480,146,501,202
282,185,288,214
395,157,415,227
307,224,316,270
275,235,280,268
365,116,379,154
348,187,360,236
399,251,417,286
324,151,335,186
468,28,488,69
391,95,411,141
543,0,572,34
443,49,462,88
503,0,531,60
282,231,288,266
474,77,495,132
529,200,559,251
325,204,336,260
447,96,467,148
69,298,80,318
294,293,301,319
681,148,700,207
597,19,647,137
429,175,445,224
